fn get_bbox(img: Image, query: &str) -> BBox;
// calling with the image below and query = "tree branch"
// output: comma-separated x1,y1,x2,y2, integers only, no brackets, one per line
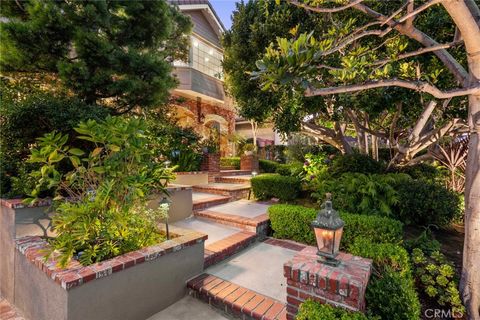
305,79,480,99
395,0,444,24
288,0,364,13
370,40,463,66
409,100,437,144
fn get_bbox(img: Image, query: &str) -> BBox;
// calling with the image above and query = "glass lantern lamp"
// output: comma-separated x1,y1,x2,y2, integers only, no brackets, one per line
159,197,172,240
311,193,344,266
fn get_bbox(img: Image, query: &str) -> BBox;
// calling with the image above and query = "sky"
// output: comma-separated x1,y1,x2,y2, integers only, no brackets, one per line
210,0,238,30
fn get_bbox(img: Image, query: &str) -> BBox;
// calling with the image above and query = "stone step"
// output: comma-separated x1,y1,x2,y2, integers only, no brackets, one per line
215,175,252,185
193,193,232,211
194,200,271,236
192,183,251,201
219,170,252,176
187,274,287,320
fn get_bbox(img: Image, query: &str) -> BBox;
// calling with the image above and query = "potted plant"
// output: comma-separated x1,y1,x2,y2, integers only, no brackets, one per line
243,143,256,156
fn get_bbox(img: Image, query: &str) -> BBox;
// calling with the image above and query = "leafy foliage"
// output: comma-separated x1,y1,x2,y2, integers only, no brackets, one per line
394,179,461,226
349,239,421,320
275,162,304,177
251,174,301,201
297,300,376,320
267,204,403,248
1,0,191,113
220,157,241,169
26,116,173,267
412,248,465,315
259,159,280,173
330,153,386,176
0,85,110,197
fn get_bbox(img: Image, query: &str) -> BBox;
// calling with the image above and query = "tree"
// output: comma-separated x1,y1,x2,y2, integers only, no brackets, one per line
0,0,192,114
255,0,480,317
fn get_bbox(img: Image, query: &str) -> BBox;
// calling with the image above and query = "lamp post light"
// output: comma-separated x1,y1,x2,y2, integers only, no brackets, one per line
311,193,344,266
159,197,171,240
248,171,258,200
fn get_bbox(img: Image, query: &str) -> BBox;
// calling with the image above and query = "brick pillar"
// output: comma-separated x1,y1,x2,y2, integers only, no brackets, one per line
283,247,372,320
201,153,220,183
240,154,259,172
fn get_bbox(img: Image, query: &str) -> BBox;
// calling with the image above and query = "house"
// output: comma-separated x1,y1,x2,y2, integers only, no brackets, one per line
169,0,236,156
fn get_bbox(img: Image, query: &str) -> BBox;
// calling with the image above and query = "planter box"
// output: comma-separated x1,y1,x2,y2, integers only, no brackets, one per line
12,225,207,320
147,185,193,223
0,198,54,302
172,171,209,185
240,154,259,172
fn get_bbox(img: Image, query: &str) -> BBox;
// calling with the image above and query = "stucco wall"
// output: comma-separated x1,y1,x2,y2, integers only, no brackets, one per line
0,206,15,301
172,173,209,186
148,187,193,223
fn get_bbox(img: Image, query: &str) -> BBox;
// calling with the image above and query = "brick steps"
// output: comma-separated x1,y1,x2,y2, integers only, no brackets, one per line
193,195,232,211
204,231,257,268
215,175,252,184
0,299,25,320
195,210,270,236
193,183,251,201
220,166,237,171
219,170,252,176
188,274,287,320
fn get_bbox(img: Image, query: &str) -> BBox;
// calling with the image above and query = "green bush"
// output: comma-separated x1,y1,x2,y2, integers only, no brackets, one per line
251,174,300,201
220,157,240,169
268,204,403,248
26,116,173,267
393,163,443,182
349,239,421,320
395,179,461,226
275,162,303,176
297,300,375,320
330,153,385,177
0,92,110,197
259,159,280,173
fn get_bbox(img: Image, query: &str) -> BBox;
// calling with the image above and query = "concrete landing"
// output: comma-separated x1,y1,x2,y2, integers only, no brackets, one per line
194,183,250,191
173,217,240,246
193,192,225,202
146,295,229,320
206,200,269,219
206,242,298,302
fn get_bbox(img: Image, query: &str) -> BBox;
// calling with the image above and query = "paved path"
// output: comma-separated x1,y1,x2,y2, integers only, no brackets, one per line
147,295,229,320
173,217,240,246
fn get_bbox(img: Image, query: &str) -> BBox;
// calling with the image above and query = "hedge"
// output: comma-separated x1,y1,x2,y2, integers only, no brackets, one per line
329,153,386,176
297,300,374,320
259,159,280,173
349,239,421,320
276,162,304,176
220,157,240,169
251,174,301,201
267,204,403,248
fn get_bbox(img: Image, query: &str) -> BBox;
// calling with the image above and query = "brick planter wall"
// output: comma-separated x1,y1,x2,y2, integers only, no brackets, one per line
201,153,221,183
240,154,259,172
283,247,372,319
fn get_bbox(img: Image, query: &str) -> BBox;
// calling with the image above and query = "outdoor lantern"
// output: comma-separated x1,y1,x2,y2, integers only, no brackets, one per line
252,171,258,177
311,193,344,266
159,197,172,240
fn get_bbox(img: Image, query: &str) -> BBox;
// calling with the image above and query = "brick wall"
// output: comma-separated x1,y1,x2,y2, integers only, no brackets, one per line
201,153,220,183
240,154,259,172
283,247,372,319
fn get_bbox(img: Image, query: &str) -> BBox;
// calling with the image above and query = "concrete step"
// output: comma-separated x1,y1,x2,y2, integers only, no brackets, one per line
193,183,251,201
0,298,25,320
187,274,287,320
219,170,252,176
147,295,229,320
194,200,270,236
215,175,252,185
193,193,232,211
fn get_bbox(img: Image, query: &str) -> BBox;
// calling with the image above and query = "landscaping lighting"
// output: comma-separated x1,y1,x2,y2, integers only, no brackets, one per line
311,193,344,266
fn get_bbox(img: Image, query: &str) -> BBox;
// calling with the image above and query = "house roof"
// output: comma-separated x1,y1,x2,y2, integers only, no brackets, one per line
169,0,226,34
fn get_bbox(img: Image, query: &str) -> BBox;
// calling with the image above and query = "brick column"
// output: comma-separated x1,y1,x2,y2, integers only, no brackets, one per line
201,153,220,183
240,154,259,172
283,247,372,319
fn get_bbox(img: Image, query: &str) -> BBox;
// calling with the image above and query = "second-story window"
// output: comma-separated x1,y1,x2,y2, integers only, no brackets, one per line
191,36,223,80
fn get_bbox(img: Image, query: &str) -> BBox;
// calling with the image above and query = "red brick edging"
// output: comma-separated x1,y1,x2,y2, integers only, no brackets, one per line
0,298,25,320
0,198,52,209
188,274,287,320
204,231,257,268
15,226,207,291
195,210,269,234
262,238,307,252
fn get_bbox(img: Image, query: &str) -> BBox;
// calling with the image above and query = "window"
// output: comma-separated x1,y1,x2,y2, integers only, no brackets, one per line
190,36,223,80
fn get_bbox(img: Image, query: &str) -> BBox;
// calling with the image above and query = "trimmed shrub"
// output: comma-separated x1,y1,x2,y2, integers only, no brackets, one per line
330,153,385,176
349,239,421,320
267,204,403,248
220,157,240,169
393,163,443,181
297,300,375,320
259,159,280,173
251,174,300,201
275,162,304,176
395,179,461,226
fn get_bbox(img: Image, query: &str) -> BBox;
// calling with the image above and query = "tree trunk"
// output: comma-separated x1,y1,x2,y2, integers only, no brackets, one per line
462,93,480,320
